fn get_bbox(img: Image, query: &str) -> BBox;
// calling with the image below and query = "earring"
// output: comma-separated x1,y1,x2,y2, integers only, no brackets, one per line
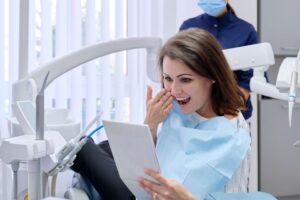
212,80,216,84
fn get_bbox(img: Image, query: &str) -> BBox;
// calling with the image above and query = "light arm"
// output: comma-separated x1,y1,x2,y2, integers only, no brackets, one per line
12,37,161,103
223,43,275,71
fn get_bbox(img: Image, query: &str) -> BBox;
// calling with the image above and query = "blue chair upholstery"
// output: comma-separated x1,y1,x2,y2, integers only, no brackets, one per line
206,192,278,200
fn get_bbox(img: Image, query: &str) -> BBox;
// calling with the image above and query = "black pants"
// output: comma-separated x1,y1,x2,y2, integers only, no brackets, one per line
72,140,135,200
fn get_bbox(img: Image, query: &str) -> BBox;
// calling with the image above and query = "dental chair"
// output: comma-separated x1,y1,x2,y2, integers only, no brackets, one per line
65,174,100,200
64,42,278,200
63,43,280,200
3,34,282,199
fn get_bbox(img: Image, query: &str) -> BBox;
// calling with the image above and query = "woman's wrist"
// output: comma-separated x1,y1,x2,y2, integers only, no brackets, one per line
144,120,158,142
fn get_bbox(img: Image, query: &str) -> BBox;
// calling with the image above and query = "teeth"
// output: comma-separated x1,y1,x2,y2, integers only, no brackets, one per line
176,97,189,101
176,97,191,105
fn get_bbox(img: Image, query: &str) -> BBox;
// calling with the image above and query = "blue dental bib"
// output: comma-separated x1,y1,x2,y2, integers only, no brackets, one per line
156,104,250,199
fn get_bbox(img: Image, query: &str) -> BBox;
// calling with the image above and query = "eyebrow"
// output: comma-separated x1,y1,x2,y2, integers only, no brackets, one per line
163,73,193,78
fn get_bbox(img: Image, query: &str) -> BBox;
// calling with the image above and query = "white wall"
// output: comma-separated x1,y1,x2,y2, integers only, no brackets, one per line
175,0,201,29
230,0,257,29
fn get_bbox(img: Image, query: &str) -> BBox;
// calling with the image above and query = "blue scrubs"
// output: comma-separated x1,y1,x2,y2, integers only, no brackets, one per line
179,8,257,120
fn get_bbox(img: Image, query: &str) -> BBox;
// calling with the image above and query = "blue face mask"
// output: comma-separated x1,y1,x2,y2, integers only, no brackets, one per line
197,0,226,17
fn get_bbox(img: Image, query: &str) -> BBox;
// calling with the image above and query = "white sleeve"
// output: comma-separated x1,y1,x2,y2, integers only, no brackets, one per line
224,112,251,193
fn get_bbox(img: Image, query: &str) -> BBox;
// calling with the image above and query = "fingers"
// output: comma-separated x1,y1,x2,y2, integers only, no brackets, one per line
155,90,173,113
140,169,169,192
140,169,195,200
145,87,173,125
142,186,153,196
139,178,164,197
152,89,167,103
162,95,173,113
144,169,169,186
147,87,173,106
161,92,173,105
146,85,153,102
147,87,173,109
139,177,172,200
142,169,174,199
143,187,167,200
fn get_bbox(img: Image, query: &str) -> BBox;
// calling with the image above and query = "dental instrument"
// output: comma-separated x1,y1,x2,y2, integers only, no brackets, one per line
275,50,300,127
47,124,104,177
288,71,297,127
85,125,104,139
55,114,101,164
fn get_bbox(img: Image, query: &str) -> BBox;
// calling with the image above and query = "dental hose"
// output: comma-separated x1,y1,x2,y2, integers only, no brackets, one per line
51,124,104,196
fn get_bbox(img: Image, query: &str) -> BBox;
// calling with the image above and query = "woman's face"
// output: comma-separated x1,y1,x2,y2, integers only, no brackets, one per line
162,56,215,117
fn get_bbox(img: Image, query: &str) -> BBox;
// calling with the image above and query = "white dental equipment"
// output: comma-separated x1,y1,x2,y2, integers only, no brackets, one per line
54,114,101,165
0,37,162,200
224,43,300,127
46,119,104,177
223,43,274,71
275,51,300,146
224,43,300,146
276,51,300,127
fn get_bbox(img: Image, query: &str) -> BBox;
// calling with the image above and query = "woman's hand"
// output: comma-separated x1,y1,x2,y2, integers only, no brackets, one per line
138,169,198,200
144,86,173,139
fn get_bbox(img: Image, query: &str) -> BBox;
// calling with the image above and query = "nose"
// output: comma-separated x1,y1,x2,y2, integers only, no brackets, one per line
170,82,182,95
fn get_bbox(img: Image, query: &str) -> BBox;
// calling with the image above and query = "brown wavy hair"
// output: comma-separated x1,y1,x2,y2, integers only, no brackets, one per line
158,28,245,116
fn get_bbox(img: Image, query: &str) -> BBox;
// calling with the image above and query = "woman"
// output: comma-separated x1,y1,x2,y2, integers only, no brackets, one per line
72,28,251,200
139,28,251,199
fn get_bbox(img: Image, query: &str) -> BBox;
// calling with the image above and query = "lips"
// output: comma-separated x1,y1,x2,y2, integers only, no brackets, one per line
176,97,191,105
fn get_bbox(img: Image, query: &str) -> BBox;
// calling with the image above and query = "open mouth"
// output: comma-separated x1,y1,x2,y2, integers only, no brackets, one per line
176,97,191,105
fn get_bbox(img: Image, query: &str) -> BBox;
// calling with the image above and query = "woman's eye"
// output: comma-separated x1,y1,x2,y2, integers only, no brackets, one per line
164,77,172,82
181,78,192,83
